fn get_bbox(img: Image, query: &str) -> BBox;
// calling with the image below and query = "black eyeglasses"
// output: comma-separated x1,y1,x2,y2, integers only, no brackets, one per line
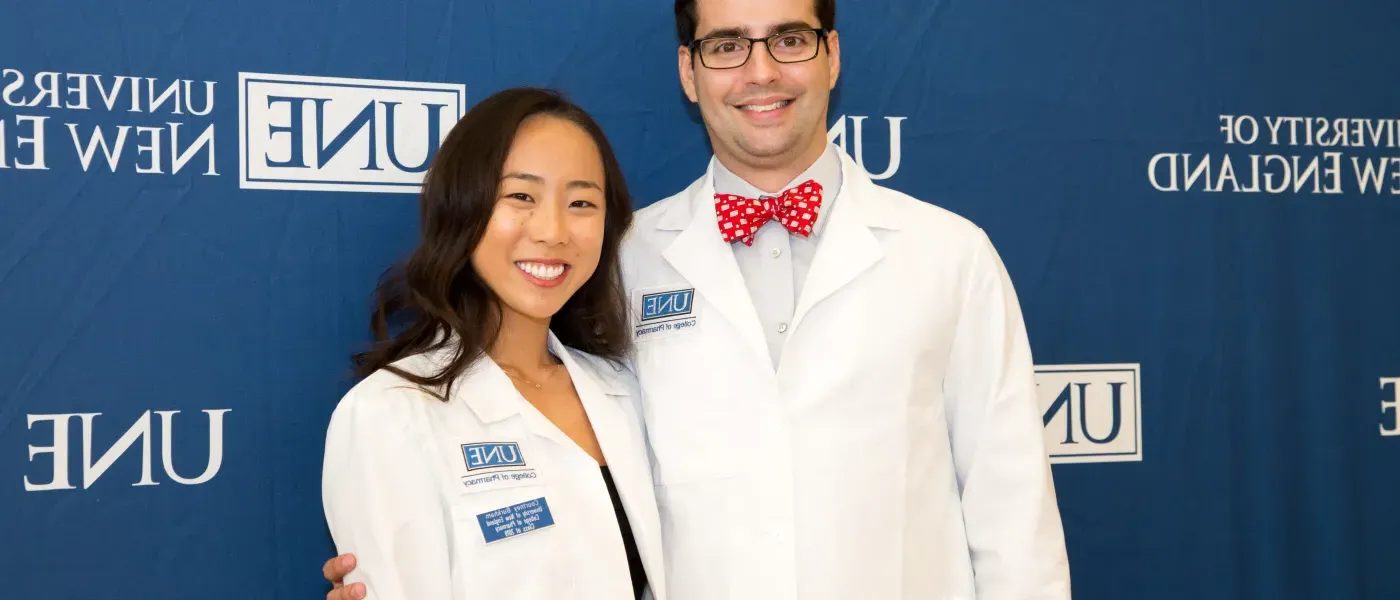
688,28,829,69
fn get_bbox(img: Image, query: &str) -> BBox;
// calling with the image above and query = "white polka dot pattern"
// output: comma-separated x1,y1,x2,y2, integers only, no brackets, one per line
713,180,824,246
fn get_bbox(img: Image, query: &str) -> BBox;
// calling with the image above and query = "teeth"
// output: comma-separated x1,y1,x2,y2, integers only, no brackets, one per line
517,262,565,280
741,100,791,112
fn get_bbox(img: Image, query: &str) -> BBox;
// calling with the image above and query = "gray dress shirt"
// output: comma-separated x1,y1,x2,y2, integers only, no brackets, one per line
709,145,844,368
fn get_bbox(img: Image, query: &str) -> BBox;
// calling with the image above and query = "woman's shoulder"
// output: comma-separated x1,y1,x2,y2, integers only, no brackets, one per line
328,350,453,433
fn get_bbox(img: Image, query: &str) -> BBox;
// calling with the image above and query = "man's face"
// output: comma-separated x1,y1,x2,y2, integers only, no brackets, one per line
679,0,840,173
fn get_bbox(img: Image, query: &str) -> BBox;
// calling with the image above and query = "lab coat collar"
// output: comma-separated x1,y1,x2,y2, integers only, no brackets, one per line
790,148,899,328
420,330,626,425
654,145,902,363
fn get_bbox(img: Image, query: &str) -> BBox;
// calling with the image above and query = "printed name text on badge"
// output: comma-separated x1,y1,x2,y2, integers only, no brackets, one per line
477,497,556,543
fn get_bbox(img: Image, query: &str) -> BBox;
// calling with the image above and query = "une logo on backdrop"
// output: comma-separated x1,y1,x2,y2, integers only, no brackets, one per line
827,115,904,180
1036,364,1142,464
238,72,465,193
24,409,230,491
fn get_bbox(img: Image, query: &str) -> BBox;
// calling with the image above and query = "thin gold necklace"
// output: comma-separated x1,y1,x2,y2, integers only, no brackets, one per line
501,363,558,389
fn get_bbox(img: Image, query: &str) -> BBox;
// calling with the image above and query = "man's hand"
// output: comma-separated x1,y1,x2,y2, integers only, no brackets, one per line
323,554,364,600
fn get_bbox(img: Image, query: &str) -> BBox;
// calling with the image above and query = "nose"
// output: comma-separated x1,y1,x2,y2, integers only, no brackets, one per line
525,199,568,246
742,40,781,85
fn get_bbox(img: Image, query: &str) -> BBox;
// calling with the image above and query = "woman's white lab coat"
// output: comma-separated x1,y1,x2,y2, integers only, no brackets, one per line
322,332,667,599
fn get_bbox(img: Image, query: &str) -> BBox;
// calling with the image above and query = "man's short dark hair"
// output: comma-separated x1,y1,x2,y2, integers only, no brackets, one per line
674,0,836,46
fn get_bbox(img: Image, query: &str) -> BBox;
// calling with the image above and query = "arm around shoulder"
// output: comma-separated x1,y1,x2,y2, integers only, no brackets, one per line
322,382,456,600
941,229,1071,599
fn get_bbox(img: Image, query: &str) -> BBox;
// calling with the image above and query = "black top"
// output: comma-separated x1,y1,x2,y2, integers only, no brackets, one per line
600,466,647,599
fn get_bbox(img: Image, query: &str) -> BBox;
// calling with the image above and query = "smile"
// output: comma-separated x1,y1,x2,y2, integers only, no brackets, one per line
516,261,568,282
738,99,792,112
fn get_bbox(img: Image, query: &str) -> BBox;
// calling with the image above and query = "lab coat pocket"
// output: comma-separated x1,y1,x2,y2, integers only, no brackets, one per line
448,485,575,598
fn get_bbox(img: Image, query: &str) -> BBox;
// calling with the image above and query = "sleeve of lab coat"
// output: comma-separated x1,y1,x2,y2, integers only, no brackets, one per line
322,387,455,600
942,229,1072,600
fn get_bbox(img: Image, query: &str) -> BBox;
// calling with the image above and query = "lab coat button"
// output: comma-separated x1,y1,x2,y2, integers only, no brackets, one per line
777,323,788,333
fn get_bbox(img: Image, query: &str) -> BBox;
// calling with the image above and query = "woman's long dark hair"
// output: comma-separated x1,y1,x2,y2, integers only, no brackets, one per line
351,87,634,400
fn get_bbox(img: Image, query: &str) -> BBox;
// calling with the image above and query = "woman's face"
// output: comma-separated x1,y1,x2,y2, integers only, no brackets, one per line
471,114,608,325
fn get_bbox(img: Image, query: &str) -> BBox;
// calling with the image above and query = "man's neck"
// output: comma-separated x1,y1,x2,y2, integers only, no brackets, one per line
716,140,828,194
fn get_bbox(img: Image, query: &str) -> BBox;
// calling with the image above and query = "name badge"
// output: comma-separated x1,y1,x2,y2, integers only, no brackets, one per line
632,285,701,341
477,497,555,544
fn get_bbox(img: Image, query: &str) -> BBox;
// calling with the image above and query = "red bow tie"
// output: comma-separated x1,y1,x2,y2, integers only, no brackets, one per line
714,180,824,246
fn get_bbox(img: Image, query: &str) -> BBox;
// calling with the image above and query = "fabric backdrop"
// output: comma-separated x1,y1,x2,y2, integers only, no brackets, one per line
2,1,1398,598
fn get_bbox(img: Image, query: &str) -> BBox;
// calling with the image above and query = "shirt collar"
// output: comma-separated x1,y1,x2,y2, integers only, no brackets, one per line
710,144,843,238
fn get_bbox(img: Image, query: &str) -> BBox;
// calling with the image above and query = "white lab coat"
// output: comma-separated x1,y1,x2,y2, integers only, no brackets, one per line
322,332,667,600
619,147,1071,600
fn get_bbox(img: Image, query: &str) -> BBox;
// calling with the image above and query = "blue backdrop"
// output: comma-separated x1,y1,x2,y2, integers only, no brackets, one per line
3,1,1399,598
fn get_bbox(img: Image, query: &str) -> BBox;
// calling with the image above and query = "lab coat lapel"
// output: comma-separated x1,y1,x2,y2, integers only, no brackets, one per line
553,339,668,599
433,343,521,424
658,164,769,366
442,342,577,450
791,151,897,331
551,337,631,472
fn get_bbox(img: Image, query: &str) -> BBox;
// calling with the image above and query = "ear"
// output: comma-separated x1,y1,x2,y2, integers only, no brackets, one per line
678,45,700,103
825,30,841,89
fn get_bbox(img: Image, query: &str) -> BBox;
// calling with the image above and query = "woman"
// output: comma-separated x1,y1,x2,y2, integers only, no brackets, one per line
322,87,664,600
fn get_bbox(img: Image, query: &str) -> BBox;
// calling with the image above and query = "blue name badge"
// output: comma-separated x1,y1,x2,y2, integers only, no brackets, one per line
462,442,525,471
477,497,555,544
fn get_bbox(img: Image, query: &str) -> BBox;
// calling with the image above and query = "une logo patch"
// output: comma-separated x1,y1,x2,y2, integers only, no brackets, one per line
641,289,694,322
462,442,525,471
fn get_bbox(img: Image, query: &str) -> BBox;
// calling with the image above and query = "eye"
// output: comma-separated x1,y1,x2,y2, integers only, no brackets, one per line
776,33,807,48
505,192,534,203
570,199,599,209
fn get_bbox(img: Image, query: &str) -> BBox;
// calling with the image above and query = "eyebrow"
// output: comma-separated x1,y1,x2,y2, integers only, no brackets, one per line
502,172,602,191
699,21,816,39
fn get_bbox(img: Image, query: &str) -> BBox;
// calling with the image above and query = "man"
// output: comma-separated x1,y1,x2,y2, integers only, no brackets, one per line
324,0,1071,597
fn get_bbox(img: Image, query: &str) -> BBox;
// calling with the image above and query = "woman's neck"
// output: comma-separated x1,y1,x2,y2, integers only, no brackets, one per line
487,307,556,372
